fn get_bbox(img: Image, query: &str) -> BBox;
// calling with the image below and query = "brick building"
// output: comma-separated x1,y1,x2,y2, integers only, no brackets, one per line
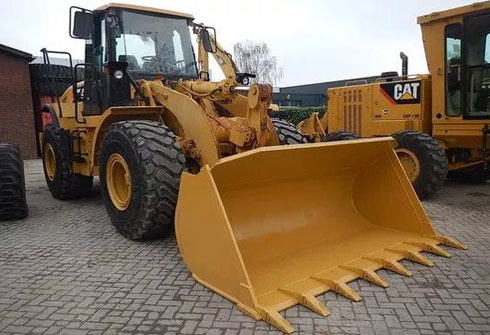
0,44,37,159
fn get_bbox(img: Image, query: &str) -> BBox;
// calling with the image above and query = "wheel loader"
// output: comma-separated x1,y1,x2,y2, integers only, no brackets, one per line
299,1,490,199
39,3,466,333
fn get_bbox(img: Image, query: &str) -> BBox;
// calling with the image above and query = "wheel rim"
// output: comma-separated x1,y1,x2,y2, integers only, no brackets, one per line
106,153,131,211
44,143,56,182
396,148,420,182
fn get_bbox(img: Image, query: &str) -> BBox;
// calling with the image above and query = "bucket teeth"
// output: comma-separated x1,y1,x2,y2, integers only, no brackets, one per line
425,235,467,250
279,288,330,317
387,248,434,267
258,307,295,334
340,266,389,288
312,276,362,302
405,241,451,258
363,257,412,277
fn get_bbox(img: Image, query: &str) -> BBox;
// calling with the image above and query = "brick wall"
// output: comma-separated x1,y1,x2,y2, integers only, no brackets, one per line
0,53,37,159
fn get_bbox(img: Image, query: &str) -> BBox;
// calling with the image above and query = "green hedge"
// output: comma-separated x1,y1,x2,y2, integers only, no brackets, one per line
270,106,327,125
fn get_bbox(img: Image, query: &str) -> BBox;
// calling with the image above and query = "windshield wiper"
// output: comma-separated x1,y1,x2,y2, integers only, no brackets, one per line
165,61,197,81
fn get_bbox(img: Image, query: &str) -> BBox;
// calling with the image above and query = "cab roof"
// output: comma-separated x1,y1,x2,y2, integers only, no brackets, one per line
417,1,490,25
96,3,194,20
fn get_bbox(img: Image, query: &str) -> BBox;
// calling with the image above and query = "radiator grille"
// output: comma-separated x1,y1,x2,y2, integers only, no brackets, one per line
343,89,363,135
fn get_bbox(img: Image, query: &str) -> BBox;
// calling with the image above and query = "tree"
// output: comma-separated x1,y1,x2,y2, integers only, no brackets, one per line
233,40,283,86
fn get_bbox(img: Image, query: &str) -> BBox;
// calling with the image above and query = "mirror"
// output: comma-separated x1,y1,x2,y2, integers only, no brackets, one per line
202,28,217,53
71,9,93,39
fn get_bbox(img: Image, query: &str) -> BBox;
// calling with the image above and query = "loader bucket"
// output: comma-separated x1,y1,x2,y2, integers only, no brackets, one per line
175,137,466,334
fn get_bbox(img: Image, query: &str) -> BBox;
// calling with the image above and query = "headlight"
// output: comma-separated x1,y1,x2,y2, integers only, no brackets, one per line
114,70,124,79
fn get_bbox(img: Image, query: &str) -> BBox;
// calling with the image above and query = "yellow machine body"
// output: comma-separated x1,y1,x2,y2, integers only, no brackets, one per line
296,111,328,142
176,137,466,333
302,1,490,172
327,75,432,137
46,2,281,177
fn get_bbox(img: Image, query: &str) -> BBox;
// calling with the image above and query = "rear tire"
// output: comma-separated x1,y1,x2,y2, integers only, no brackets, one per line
42,124,93,200
322,130,360,141
392,130,448,199
99,120,186,240
448,164,490,183
272,119,308,144
0,144,28,220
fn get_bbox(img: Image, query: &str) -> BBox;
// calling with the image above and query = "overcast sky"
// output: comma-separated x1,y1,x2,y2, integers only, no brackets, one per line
0,0,477,86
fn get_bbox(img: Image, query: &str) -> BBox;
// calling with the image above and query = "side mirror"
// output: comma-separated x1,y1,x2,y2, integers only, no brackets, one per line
70,6,93,39
201,28,217,53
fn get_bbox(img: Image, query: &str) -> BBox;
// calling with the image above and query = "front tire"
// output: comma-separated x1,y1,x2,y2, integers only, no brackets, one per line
42,124,93,200
272,119,308,145
0,143,28,220
100,120,186,240
392,131,448,199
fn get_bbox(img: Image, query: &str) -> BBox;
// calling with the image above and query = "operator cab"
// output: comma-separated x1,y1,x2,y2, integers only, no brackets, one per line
69,4,199,115
419,4,490,120
444,10,490,119
92,4,198,79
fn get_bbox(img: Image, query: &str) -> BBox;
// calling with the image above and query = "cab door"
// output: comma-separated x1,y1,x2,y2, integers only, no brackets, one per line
83,16,107,116
463,12,490,119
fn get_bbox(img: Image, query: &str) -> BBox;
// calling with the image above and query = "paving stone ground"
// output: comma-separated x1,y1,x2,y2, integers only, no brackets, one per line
0,159,489,335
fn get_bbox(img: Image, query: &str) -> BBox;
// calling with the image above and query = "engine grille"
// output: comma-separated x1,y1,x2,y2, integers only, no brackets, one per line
343,89,363,136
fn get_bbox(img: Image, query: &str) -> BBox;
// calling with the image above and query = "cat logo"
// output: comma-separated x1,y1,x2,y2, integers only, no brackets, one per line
380,80,421,104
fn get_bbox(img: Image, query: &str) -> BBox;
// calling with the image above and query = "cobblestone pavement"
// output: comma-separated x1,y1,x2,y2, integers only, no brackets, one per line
0,160,489,335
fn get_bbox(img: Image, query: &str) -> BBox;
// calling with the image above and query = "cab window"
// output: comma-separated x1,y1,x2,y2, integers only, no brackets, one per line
486,33,490,63
445,24,462,117
463,14,490,119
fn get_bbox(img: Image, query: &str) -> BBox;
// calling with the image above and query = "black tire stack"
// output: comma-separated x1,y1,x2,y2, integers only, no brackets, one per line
0,144,28,220
30,64,75,96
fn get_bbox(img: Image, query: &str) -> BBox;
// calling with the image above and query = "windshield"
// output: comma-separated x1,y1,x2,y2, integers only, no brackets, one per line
113,10,197,78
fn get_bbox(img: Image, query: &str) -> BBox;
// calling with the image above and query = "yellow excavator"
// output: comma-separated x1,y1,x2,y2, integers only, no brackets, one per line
39,3,465,333
299,1,490,199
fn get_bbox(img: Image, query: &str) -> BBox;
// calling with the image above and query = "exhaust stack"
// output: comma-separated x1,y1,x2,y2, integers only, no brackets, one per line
400,52,409,79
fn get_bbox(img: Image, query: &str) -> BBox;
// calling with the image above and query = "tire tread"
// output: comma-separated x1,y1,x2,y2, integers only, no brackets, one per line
101,120,185,240
272,119,308,144
0,143,28,220
42,124,92,200
393,130,448,199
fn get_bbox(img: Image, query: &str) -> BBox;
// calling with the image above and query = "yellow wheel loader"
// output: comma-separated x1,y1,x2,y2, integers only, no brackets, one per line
299,1,490,199
40,3,465,333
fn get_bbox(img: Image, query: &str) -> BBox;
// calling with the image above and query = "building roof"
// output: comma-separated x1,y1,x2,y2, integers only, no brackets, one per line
0,44,33,61
96,3,194,19
417,1,490,25
31,56,84,66
280,76,379,95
